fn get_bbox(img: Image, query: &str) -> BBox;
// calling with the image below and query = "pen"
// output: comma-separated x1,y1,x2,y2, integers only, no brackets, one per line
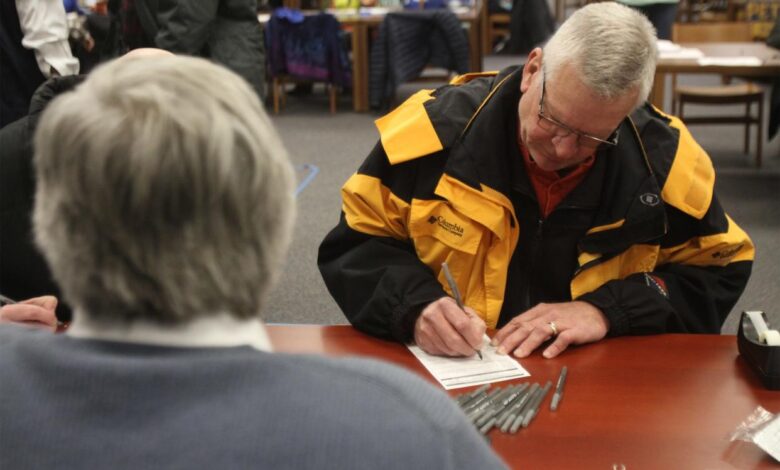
441,261,482,360
456,384,490,407
0,293,17,307
522,380,552,428
550,366,568,411
509,384,540,433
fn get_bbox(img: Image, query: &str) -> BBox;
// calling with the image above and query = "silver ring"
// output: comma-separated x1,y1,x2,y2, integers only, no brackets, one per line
548,321,558,337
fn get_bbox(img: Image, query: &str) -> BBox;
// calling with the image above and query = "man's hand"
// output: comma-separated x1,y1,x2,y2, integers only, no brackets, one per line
414,296,486,357
492,301,609,359
0,296,59,332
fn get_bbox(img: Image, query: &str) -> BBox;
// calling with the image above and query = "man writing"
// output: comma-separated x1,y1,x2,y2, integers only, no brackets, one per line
318,2,753,359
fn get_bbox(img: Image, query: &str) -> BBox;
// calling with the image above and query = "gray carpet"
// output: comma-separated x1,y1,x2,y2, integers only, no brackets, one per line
265,54,780,335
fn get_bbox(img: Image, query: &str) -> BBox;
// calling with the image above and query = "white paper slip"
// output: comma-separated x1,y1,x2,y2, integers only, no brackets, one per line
753,414,780,462
660,48,705,59
697,56,762,66
407,337,531,390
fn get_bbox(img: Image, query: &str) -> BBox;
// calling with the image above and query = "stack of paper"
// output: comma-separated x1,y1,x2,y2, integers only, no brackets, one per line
657,39,704,59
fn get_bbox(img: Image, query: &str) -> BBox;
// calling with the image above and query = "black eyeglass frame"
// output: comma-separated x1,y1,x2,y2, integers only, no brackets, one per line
537,72,620,148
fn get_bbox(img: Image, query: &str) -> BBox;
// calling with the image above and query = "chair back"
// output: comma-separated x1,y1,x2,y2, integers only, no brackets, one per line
670,21,766,167
672,22,754,43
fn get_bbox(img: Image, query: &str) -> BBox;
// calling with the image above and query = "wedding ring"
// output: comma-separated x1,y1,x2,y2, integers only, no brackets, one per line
548,321,558,337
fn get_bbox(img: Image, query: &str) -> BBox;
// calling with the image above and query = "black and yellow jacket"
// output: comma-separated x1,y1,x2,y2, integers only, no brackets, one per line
318,66,754,343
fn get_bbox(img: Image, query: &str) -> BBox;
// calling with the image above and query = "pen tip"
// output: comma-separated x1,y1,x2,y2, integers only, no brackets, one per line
477,350,483,360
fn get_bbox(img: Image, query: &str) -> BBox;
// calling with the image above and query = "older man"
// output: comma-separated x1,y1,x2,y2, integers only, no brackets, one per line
0,55,505,469
319,2,753,359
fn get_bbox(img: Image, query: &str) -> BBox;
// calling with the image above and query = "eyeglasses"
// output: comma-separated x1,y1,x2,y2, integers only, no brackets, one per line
537,72,619,149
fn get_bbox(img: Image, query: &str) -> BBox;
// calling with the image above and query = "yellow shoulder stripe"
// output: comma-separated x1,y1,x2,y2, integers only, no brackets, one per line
586,219,625,235
341,173,411,240
375,90,443,165
449,71,499,85
662,116,714,220
571,244,660,299
658,214,755,266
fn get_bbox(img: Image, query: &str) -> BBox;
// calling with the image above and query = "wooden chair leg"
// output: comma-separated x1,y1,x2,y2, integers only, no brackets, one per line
280,77,286,109
273,77,281,114
757,96,764,168
329,84,337,114
744,101,750,155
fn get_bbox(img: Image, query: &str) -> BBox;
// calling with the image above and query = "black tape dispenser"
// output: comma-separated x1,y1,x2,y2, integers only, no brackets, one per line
738,311,780,390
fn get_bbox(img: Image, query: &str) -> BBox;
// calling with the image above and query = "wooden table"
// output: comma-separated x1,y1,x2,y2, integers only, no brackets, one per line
651,42,780,112
332,5,484,112
268,324,780,469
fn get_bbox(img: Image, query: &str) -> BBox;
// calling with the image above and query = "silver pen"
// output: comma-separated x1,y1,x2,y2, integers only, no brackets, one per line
550,366,568,411
441,262,482,360
0,294,17,307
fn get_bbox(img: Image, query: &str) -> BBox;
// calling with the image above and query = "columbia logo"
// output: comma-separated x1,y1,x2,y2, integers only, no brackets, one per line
712,245,742,259
427,215,464,237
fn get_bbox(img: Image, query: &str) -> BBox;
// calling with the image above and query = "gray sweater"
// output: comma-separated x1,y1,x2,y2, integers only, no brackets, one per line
0,324,507,469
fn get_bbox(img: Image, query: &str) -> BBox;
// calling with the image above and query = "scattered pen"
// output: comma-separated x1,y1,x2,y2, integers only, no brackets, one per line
550,366,568,411
441,262,482,360
0,293,17,307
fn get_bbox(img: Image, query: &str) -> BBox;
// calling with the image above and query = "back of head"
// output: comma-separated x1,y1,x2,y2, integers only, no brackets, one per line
543,2,658,107
33,55,296,323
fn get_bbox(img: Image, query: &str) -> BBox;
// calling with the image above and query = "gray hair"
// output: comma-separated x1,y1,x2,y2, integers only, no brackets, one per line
33,55,296,323
543,2,658,107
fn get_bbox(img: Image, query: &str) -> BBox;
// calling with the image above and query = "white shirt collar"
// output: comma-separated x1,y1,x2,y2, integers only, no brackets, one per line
66,310,273,352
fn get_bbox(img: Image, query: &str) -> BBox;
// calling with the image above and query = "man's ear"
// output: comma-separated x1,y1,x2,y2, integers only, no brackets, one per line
520,48,543,93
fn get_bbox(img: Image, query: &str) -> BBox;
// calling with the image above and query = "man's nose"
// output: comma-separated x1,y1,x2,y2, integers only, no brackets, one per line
551,133,580,160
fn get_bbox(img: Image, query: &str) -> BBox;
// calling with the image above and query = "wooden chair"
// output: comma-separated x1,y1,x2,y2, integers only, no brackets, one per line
671,22,765,167
482,13,511,55
271,77,339,114
265,11,349,115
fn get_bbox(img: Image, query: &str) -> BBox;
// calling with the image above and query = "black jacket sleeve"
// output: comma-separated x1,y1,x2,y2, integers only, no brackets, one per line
580,194,753,336
318,143,448,343
318,219,446,343
155,0,218,54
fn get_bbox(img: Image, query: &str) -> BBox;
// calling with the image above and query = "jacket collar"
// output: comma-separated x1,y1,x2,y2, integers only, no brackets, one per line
578,117,667,255
26,75,86,135
435,65,667,253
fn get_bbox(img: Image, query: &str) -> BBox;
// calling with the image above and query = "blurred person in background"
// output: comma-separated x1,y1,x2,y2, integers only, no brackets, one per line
1,0,79,127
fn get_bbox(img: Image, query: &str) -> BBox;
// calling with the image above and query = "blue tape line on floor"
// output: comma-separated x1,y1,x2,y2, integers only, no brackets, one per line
295,164,320,196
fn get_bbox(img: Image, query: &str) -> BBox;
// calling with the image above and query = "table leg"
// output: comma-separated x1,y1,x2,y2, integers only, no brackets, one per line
650,71,667,112
350,24,369,112
468,18,483,72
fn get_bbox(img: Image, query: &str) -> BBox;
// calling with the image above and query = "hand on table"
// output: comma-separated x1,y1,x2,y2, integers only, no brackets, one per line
0,296,59,332
414,296,486,357
492,301,609,359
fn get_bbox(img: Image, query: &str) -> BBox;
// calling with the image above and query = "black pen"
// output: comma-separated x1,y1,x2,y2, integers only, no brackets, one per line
550,366,568,411
441,262,482,359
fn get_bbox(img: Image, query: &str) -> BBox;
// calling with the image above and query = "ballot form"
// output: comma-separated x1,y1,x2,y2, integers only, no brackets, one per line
408,337,531,390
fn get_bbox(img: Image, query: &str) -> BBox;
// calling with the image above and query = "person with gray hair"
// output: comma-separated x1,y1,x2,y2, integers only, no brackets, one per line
0,55,506,470
319,2,753,359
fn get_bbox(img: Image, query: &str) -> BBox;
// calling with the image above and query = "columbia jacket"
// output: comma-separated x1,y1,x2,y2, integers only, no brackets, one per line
318,66,754,343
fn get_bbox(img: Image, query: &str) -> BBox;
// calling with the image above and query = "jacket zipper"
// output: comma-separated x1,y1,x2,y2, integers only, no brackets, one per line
524,217,544,310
